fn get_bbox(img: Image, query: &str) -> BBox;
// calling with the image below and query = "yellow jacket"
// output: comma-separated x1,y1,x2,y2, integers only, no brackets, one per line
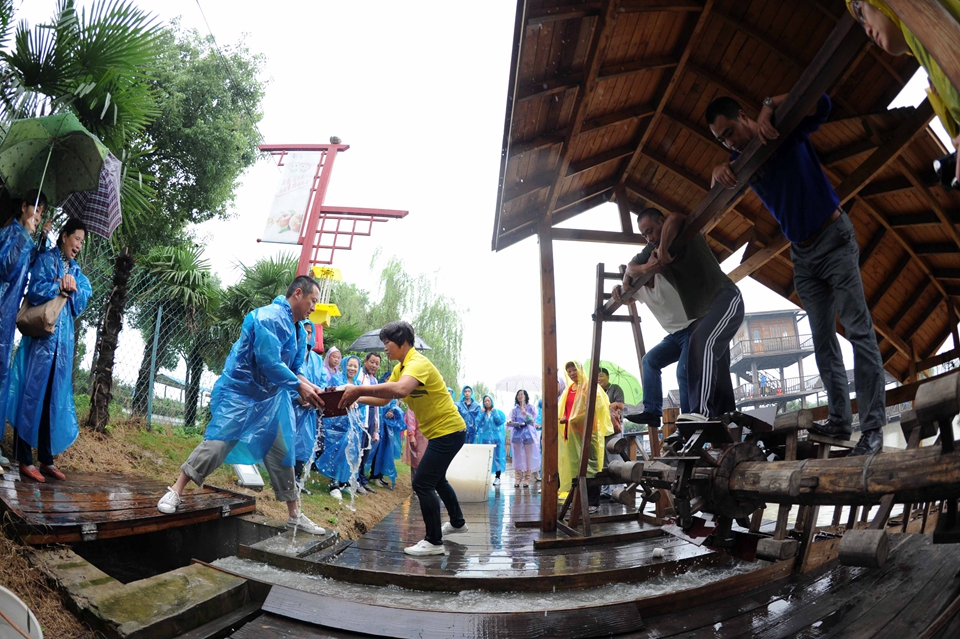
557,361,612,498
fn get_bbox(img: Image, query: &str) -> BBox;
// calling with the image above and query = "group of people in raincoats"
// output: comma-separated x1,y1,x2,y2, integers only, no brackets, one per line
0,190,91,485
309,346,406,500
455,385,542,489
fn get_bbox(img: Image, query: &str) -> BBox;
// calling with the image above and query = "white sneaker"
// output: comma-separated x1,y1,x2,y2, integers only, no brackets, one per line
403,539,446,556
441,522,469,535
492,476,500,486
677,412,709,422
157,487,181,514
287,512,326,535
0,454,10,467
330,488,343,501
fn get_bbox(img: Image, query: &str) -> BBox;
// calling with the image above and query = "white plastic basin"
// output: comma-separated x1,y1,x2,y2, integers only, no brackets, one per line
446,444,494,502
0,585,42,639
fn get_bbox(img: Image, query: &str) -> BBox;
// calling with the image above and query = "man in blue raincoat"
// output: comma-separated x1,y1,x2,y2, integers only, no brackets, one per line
158,276,328,535
456,386,482,443
293,320,325,490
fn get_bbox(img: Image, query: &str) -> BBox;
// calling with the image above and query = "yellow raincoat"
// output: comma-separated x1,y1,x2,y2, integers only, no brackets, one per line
847,0,960,138
557,361,613,499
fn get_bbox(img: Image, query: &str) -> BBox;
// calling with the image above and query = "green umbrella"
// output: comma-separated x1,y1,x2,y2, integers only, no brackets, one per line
0,113,108,206
585,359,643,406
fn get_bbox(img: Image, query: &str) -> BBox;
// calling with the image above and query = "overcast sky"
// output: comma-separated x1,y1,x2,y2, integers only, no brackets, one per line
20,1,952,401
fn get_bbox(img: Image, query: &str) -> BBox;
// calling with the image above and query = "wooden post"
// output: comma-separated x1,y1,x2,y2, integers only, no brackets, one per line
538,221,559,532
628,301,646,387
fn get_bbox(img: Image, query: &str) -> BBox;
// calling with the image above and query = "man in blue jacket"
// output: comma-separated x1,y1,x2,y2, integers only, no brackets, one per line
707,93,885,456
157,276,328,533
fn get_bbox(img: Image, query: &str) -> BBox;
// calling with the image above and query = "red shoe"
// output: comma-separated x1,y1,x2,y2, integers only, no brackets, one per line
19,464,45,483
40,464,66,481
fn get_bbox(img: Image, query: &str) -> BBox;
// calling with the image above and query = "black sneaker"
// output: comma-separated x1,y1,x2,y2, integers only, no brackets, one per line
809,420,853,438
849,429,882,456
363,483,377,494
625,411,661,425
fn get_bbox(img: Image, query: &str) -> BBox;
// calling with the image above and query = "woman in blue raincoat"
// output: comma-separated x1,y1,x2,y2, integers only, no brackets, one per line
456,385,482,443
0,190,46,470
475,394,507,486
367,399,404,488
292,321,325,487
8,219,91,482
315,355,367,499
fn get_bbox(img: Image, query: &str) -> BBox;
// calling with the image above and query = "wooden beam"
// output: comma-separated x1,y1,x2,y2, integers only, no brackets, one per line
553,228,647,244
834,99,934,204
616,2,716,190
517,73,582,102
642,149,710,191
624,180,685,215
859,227,886,267
729,236,790,283
685,63,758,116
582,103,656,135
598,56,678,81
898,156,960,254
935,269,960,280
503,173,553,205
868,254,911,310
711,8,805,72
615,184,636,235
887,211,942,227
886,0,960,93
496,185,615,251
618,0,703,12
527,4,601,25
859,172,939,198
538,221,559,532
904,295,944,343
889,281,930,329
923,322,955,361
821,138,878,166
914,243,960,255
568,144,635,176
543,0,620,223
606,12,867,314
511,133,565,157
662,109,727,151
873,317,912,359
917,346,960,372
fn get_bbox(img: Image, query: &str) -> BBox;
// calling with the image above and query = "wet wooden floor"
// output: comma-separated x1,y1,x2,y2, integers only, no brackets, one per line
0,470,256,544
240,475,736,592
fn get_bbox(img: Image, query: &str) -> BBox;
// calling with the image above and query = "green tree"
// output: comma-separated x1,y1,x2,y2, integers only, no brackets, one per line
218,253,299,341
472,381,492,401
367,254,465,388
131,245,215,417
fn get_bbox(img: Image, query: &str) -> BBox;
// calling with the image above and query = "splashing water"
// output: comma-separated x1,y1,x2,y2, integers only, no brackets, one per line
291,406,327,545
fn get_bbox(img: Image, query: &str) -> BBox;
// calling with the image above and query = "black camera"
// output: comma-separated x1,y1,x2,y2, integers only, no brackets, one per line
933,151,959,190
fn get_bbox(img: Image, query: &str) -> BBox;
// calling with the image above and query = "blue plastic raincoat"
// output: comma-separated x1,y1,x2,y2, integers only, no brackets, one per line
293,322,325,464
0,219,35,425
201,296,305,466
315,355,365,484
475,395,507,474
6,249,91,456
366,399,405,485
456,385,483,443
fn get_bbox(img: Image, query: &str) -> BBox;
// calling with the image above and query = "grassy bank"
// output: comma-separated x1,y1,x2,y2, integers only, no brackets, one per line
1,420,412,637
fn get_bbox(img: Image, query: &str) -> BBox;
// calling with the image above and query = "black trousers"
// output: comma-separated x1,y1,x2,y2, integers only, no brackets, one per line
16,362,56,467
413,429,466,545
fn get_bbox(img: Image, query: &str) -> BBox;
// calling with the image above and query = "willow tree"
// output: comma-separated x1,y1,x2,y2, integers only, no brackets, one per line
367,254,465,388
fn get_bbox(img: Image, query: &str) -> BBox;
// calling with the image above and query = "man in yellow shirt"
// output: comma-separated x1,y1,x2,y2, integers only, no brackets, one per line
340,321,467,556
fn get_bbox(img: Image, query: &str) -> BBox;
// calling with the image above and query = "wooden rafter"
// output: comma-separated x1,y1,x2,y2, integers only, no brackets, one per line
729,236,789,283
904,294,944,343
915,243,960,255
615,1,714,191
835,100,934,203
542,0,620,224
552,228,646,244
859,227,886,267
606,13,868,314
711,8,805,73
889,281,931,329
868,253,912,310
685,63,758,116
897,156,960,253
873,317,913,359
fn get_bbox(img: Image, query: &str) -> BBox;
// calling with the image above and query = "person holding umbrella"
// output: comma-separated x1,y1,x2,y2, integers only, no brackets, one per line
339,321,467,556
7,219,91,482
0,190,47,471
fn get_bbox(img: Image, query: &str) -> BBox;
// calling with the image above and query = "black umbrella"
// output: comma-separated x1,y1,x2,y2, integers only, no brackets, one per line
347,329,432,352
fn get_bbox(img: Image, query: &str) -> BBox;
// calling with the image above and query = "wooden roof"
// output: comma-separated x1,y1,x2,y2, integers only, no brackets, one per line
492,0,960,382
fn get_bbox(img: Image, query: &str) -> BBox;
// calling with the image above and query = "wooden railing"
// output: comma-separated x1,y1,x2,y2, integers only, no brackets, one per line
730,334,814,363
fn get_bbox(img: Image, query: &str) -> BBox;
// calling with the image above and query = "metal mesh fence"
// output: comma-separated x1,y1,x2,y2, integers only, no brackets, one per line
67,247,228,433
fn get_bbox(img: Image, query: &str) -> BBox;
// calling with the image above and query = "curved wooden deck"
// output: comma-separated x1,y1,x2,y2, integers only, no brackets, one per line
0,470,255,544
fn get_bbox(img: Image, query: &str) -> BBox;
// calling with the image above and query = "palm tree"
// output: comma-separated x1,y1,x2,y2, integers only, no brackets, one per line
218,253,299,338
131,245,214,417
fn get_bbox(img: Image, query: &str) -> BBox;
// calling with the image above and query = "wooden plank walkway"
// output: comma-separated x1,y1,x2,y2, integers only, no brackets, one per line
239,478,731,592
0,471,255,544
